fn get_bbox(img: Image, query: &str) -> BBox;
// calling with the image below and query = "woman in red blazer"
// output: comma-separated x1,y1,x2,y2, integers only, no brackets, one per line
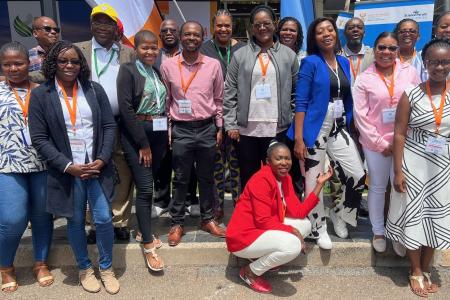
226,141,332,294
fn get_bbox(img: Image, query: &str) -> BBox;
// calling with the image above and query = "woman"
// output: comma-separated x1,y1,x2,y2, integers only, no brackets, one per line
394,18,427,81
227,141,332,294
224,5,299,190
288,17,366,250
386,38,450,298
201,9,244,221
277,16,306,64
353,32,420,253
0,42,53,293
28,41,119,294
117,30,165,271
435,11,450,41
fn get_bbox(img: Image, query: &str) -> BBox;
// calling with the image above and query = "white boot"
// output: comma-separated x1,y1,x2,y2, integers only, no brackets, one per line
317,230,332,250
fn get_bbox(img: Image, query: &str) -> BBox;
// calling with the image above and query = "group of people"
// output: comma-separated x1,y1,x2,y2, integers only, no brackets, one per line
0,2,449,297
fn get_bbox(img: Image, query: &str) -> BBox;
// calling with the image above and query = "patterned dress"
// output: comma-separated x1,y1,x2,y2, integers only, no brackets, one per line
386,85,450,250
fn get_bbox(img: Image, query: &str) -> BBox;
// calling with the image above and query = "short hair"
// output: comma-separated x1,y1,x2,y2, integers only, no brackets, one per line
344,17,364,31
373,31,398,48
249,5,276,24
180,20,204,37
266,140,290,158
276,16,304,54
306,17,341,55
134,30,158,48
42,40,90,85
394,18,419,34
421,38,450,62
213,8,232,24
0,41,29,62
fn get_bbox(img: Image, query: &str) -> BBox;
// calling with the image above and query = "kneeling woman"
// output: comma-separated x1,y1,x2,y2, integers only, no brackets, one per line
28,41,119,294
226,142,332,294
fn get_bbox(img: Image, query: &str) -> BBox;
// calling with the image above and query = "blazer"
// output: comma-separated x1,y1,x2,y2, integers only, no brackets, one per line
226,165,319,253
286,53,354,148
28,80,116,217
116,62,166,149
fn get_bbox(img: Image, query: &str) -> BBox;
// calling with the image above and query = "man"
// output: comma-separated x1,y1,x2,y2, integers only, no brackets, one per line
29,16,60,83
160,21,226,246
75,3,135,242
154,19,182,70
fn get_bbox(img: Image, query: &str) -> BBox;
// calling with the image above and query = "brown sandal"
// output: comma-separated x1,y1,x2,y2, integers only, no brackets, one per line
143,246,164,272
33,263,54,287
0,267,18,293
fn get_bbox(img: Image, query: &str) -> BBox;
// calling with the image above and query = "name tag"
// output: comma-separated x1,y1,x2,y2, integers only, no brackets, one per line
70,139,86,154
333,98,344,118
255,84,271,99
178,99,192,115
382,108,396,124
21,126,32,146
153,117,168,131
425,135,447,155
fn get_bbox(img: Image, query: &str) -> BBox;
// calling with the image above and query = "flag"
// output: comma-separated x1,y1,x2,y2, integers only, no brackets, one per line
85,0,163,46
280,0,315,51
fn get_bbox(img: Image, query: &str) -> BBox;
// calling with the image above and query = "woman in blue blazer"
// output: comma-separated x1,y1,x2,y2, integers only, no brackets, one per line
287,18,366,250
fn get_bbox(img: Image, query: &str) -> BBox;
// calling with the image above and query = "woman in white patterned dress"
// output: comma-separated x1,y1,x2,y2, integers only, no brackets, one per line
386,38,450,297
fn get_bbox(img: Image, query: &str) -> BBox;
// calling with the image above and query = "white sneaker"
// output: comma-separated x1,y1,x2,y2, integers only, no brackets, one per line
187,204,200,217
151,206,165,219
329,209,349,239
372,237,386,253
317,231,333,250
392,241,406,257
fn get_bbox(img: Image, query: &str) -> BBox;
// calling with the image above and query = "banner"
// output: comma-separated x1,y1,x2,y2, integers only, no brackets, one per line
280,0,315,51
336,11,353,47
354,0,435,50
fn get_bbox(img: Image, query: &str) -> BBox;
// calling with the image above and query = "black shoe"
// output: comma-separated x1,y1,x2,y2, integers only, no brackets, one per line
86,229,96,244
114,227,130,241
358,208,369,217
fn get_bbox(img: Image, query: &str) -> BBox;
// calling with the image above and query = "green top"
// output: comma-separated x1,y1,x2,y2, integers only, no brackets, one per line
135,59,167,115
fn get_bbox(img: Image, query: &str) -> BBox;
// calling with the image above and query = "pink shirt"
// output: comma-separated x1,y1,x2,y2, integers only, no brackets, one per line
353,60,420,152
160,53,224,127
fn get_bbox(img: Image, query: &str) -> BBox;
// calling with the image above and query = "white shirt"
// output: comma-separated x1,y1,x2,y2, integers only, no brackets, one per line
56,79,94,165
91,38,120,116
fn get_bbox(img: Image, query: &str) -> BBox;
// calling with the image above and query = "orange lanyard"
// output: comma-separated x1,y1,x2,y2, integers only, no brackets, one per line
9,81,31,124
57,79,78,132
349,56,362,79
258,53,270,78
376,64,396,106
178,55,202,97
426,80,448,134
399,49,416,63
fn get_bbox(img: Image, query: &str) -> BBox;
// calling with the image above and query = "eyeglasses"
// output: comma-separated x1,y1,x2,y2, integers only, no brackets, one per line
57,59,81,67
252,21,274,29
161,28,177,34
37,26,60,33
426,59,450,67
92,21,116,29
398,29,418,35
376,45,399,52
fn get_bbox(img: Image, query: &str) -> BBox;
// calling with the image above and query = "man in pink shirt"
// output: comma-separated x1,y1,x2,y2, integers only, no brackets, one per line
160,21,226,246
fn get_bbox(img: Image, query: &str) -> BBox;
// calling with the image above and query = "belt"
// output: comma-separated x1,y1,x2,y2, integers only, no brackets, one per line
136,114,165,121
172,117,213,128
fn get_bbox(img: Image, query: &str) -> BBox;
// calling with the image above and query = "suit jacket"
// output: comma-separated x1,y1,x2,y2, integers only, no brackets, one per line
28,80,116,217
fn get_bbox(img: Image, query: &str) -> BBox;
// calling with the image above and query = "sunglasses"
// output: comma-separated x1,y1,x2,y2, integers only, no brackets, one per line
376,45,399,52
37,26,60,33
57,59,81,67
161,28,177,34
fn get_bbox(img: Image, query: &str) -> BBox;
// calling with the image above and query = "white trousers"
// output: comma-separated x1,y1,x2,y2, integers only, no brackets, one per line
363,147,394,236
232,218,311,276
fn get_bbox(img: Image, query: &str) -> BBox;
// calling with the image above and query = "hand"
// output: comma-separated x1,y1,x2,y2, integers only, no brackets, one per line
291,228,306,254
227,129,240,142
294,140,307,161
381,144,393,157
139,147,152,168
316,166,333,185
216,129,223,147
66,164,100,180
394,172,407,193
86,159,105,171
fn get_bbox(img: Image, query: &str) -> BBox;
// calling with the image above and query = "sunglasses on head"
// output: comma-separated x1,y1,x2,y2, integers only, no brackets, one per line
376,45,399,52
37,26,60,33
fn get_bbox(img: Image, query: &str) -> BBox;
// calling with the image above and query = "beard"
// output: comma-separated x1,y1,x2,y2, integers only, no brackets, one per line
347,38,362,46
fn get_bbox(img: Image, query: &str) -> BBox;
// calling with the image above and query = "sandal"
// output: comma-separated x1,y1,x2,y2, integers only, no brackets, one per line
152,235,162,249
143,246,164,272
33,263,54,287
423,272,438,293
409,275,428,298
0,267,18,293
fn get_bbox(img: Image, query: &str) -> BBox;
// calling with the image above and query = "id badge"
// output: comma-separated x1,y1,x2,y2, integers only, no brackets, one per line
425,135,447,155
333,98,344,118
382,108,396,124
70,139,86,154
255,84,271,100
153,116,168,131
177,99,192,115
21,126,32,146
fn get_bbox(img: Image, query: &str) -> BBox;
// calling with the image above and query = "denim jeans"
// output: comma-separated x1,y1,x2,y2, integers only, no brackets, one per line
0,171,53,267
67,178,113,270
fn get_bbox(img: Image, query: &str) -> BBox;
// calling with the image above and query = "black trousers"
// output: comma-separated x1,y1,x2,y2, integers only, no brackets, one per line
121,121,168,243
170,120,216,225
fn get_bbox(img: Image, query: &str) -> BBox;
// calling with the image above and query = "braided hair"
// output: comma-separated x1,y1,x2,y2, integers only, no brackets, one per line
421,38,450,62
0,41,29,61
276,17,304,54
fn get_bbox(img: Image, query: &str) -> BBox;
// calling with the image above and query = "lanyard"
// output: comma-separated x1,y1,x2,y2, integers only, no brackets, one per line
136,60,163,110
9,81,31,124
399,49,416,63
212,40,231,65
349,56,362,79
178,55,202,97
57,79,78,132
376,64,396,106
94,48,116,78
426,80,448,134
326,58,341,98
258,53,271,79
